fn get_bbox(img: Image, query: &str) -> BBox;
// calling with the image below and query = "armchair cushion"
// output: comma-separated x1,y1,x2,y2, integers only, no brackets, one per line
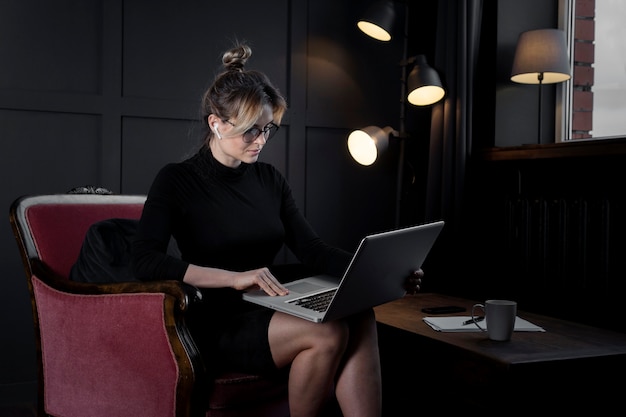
208,372,288,410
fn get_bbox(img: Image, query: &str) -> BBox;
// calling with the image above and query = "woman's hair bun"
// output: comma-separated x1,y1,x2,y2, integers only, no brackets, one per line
222,44,252,72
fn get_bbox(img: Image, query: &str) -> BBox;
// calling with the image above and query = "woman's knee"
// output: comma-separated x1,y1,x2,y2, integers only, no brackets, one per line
269,314,349,359
311,310,375,350
304,320,349,358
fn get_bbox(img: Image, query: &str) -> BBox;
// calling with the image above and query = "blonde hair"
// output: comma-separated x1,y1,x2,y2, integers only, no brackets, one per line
201,44,287,142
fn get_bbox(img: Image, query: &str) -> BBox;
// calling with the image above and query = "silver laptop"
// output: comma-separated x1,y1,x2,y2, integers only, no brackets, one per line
243,220,444,323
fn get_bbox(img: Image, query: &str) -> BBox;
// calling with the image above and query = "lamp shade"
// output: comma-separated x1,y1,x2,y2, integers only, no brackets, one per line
511,29,571,84
347,126,394,166
407,55,445,106
357,0,397,42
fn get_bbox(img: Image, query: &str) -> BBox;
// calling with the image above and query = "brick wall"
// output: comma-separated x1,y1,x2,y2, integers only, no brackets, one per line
571,0,595,139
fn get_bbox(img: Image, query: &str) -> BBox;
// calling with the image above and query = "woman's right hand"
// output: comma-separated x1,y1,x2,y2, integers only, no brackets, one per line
184,264,288,296
233,267,289,296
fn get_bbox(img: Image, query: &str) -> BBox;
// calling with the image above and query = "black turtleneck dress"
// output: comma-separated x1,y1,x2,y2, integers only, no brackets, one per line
131,146,352,373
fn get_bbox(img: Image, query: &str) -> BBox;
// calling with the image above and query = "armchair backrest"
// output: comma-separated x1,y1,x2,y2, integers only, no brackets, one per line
11,193,146,279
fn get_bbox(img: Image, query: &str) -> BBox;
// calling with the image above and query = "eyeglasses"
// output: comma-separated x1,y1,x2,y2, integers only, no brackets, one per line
224,120,280,143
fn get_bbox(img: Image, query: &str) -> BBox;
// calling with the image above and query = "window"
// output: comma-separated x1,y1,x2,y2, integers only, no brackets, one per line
561,0,626,141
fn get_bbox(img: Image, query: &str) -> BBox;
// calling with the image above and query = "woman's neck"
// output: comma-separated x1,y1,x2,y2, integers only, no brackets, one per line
208,139,241,168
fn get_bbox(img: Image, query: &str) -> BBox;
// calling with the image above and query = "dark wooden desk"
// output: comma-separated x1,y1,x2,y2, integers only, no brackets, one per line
374,293,626,413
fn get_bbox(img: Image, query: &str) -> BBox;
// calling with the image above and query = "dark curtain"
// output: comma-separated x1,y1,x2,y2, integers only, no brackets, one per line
426,0,483,222
422,0,483,292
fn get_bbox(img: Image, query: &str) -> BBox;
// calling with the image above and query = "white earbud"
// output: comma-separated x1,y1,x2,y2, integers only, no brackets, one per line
213,123,222,139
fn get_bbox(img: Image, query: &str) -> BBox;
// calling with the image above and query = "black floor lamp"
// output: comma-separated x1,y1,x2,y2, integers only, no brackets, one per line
349,0,445,227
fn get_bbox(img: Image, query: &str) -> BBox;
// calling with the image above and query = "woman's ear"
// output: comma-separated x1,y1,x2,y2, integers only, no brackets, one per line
207,115,221,138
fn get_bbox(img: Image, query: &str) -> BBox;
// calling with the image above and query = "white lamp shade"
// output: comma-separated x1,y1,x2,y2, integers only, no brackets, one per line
407,84,445,106
357,21,392,42
511,29,571,84
407,55,445,106
347,126,392,166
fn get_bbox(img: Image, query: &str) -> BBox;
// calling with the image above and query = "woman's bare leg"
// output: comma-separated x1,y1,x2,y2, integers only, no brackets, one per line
333,309,382,417
269,312,349,417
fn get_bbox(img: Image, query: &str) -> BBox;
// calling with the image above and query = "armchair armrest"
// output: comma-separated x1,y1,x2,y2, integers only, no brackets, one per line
30,258,202,311
28,259,205,417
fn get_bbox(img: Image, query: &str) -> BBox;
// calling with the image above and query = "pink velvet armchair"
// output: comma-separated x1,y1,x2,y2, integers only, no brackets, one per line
9,192,290,417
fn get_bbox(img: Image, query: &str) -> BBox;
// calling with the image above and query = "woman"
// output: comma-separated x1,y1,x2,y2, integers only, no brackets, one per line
131,43,422,417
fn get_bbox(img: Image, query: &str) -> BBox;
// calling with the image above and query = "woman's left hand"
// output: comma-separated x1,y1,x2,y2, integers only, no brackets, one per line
404,268,424,295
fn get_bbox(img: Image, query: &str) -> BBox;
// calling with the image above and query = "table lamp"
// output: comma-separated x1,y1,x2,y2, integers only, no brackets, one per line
511,28,571,144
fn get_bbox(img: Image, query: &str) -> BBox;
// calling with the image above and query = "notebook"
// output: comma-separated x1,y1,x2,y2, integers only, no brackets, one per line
422,316,546,333
243,220,444,323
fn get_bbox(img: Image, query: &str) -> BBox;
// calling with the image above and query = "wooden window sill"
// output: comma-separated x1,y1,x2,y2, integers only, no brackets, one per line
481,136,626,161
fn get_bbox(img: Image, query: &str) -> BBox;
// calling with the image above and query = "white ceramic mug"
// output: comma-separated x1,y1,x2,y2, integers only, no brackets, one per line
471,300,517,341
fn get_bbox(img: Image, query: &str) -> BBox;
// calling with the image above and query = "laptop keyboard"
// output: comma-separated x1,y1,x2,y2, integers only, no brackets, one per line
289,289,337,312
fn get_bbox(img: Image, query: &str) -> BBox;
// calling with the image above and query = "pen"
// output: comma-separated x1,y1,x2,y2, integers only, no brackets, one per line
463,316,484,326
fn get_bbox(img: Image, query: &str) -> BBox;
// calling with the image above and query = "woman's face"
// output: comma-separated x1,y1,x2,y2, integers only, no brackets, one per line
209,104,274,168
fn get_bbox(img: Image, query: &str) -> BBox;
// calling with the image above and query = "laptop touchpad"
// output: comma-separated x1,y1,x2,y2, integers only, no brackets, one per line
286,282,326,294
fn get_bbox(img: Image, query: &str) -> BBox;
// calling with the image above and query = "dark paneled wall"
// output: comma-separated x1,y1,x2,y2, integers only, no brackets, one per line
0,0,437,405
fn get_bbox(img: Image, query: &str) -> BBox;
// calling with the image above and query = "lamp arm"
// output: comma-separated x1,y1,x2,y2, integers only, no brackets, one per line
395,138,406,227
396,0,409,226
538,72,544,144
399,0,409,136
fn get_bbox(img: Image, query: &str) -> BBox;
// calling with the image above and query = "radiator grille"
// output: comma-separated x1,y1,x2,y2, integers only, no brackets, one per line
496,195,626,330
504,197,611,291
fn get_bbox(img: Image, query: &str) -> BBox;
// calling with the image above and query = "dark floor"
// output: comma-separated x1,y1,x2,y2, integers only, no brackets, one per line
0,403,36,417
